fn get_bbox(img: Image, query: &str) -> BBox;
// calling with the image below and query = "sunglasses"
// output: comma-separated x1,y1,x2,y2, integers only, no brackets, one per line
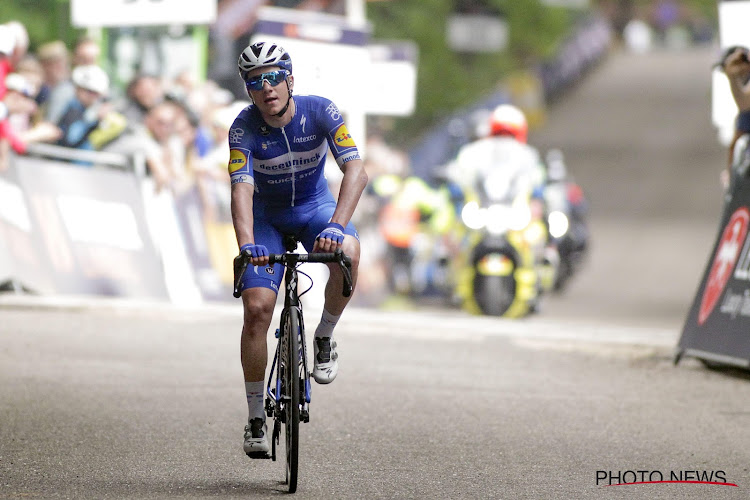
245,70,289,91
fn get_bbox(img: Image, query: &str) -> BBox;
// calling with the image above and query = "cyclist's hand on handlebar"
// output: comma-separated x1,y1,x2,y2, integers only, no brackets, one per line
313,222,344,253
240,243,269,266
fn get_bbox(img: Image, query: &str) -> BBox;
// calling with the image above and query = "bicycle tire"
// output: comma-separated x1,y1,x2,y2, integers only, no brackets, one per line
283,307,301,492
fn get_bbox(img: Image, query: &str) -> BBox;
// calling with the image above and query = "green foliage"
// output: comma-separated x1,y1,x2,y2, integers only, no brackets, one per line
1,0,80,50
367,0,576,147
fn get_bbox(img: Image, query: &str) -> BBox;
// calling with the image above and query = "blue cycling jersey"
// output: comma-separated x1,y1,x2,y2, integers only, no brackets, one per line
227,95,361,208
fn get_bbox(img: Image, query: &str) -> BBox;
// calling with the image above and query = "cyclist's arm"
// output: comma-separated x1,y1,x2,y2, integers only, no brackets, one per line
231,181,256,248
329,157,368,228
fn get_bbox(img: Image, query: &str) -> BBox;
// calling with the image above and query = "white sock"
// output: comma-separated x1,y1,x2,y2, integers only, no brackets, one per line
314,309,340,339
245,380,265,422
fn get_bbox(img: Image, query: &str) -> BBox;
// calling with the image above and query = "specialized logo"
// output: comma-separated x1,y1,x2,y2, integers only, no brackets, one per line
228,149,248,174
699,207,750,325
300,114,307,134
229,127,244,144
334,125,355,148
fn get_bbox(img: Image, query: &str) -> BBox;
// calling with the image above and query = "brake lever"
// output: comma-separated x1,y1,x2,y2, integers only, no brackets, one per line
335,249,353,297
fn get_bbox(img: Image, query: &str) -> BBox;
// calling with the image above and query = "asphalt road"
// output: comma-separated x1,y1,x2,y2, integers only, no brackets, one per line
531,45,726,329
1,303,749,500
3,45,750,500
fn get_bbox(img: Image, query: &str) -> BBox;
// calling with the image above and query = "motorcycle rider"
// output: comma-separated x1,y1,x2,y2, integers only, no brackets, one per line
447,104,556,313
447,103,547,232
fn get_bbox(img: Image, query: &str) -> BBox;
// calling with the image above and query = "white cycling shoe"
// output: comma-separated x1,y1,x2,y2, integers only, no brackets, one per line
243,418,269,455
312,336,338,384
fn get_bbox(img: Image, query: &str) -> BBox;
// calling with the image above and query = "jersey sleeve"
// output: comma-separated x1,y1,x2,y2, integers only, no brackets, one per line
319,98,361,167
227,115,254,186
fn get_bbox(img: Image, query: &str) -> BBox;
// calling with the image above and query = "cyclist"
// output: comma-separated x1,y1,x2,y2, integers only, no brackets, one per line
228,42,368,455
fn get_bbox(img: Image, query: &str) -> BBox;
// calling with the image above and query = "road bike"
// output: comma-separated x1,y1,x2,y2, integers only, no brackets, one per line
233,235,352,493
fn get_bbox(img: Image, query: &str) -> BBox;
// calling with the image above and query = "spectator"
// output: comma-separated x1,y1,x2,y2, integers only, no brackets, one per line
56,64,126,153
14,55,44,103
117,72,165,124
720,46,750,188
0,73,60,171
72,37,101,67
4,21,29,70
103,100,202,305
36,40,75,124
104,101,186,192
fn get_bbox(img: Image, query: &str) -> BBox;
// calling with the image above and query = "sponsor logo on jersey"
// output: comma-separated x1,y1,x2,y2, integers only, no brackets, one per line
255,143,328,175
231,174,252,185
293,134,317,144
228,149,248,173
699,207,750,325
334,124,355,148
339,152,361,164
257,152,322,174
229,127,244,144
300,114,307,134
326,102,341,121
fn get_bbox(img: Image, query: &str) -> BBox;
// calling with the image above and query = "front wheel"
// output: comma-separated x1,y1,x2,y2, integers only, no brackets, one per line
283,308,301,492
474,273,516,316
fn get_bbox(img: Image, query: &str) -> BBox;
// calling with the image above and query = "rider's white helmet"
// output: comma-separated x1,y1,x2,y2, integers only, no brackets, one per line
238,42,292,80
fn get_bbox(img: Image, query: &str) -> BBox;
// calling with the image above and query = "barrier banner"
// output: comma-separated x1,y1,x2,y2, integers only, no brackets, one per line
677,176,750,368
172,186,232,302
0,154,169,299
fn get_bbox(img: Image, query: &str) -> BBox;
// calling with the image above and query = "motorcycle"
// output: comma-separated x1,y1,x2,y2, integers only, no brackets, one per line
542,149,590,292
454,170,557,317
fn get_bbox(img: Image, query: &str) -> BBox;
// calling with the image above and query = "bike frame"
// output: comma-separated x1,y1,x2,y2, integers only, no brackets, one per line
266,253,311,425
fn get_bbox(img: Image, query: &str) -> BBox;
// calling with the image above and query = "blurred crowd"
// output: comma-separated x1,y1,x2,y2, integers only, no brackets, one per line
0,19,255,225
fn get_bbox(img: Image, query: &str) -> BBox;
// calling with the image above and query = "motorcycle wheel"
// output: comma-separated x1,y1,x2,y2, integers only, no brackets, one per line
473,273,516,316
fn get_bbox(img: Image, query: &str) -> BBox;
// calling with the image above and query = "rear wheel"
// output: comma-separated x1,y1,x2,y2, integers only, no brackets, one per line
283,308,301,493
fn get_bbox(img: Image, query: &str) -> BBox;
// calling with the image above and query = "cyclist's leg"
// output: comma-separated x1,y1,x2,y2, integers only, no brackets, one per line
299,200,360,383
321,234,360,315
239,216,284,453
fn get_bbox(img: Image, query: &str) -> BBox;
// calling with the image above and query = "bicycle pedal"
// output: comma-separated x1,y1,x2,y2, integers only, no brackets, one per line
246,451,272,460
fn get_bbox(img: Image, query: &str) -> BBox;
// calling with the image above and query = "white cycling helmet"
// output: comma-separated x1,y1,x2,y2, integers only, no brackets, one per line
238,41,292,80
71,64,110,95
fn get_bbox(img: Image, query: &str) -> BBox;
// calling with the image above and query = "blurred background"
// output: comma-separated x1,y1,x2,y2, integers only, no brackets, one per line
0,0,735,329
